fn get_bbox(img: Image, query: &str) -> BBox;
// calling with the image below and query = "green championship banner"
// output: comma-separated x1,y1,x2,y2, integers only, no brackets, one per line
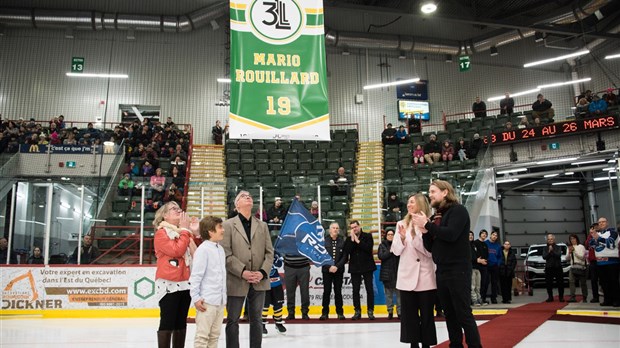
229,0,330,140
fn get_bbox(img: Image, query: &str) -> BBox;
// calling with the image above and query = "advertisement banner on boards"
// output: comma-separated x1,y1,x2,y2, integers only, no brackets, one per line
229,0,330,141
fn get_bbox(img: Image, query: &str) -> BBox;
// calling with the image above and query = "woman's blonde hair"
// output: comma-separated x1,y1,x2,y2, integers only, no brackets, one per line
403,193,431,228
152,201,180,227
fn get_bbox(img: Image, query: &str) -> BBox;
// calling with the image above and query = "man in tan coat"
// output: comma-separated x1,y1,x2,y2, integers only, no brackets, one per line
221,190,274,348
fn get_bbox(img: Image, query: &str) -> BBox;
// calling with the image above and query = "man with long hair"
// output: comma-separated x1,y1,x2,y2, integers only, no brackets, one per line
412,180,482,347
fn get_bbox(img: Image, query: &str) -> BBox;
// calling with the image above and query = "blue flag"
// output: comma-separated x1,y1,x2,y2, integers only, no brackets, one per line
275,199,334,267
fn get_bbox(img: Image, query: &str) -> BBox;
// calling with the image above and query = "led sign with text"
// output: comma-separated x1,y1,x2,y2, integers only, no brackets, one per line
483,115,618,145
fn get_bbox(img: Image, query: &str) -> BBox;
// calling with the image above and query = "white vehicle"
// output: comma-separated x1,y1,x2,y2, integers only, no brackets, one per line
521,243,571,294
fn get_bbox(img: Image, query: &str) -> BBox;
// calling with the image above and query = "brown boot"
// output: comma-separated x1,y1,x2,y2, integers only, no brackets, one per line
172,329,186,348
157,330,173,348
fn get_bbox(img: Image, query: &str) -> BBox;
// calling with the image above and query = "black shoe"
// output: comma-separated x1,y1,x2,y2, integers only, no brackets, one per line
567,297,576,303
338,314,346,320
491,299,498,304
387,312,393,320
546,298,554,302
262,324,268,337
302,313,310,320
600,302,613,306
352,311,361,320
590,298,599,303
613,303,620,308
559,297,565,302
319,314,327,321
286,314,295,320
275,323,287,335
367,310,375,320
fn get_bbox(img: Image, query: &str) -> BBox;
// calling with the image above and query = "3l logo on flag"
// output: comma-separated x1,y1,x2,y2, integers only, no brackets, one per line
229,0,330,140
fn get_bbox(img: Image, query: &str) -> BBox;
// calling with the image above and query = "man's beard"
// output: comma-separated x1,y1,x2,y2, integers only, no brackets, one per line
430,199,441,209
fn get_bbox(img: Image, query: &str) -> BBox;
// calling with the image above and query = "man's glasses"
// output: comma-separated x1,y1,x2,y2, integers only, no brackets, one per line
169,206,182,212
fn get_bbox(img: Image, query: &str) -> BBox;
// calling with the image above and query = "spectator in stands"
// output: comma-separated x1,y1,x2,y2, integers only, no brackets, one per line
57,115,66,129
0,237,18,264
589,217,619,307
320,222,346,320
485,231,501,304
38,133,49,145
266,197,287,228
0,133,8,154
423,134,441,165
577,89,593,103
469,232,483,306
170,166,185,193
253,205,268,222
378,229,400,320
330,167,351,196
153,202,199,348
68,234,100,264
142,160,155,177
585,223,600,303
164,183,184,205
151,168,167,202
498,240,516,304
212,120,225,145
126,161,140,177
472,97,487,118
518,118,530,128
118,173,135,196
165,116,177,130
469,133,483,159
382,123,398,145
532,94,555,123
441,140,454,161
391,193,437,347
604,88,617,106
500,92,514,115
455,138,469,161
575,98,590,119
384,192,404,222
141,144,160,166
160,141,173,158
588,94,608,116
504,121,513,131
27,246,44,264
173,144,188,161
80,122,100,140
309,201,320,219
396,125,409,144
344,220,377,320
566,234,588,303
543,233,564,302
413,144,425,166
171,155,186,173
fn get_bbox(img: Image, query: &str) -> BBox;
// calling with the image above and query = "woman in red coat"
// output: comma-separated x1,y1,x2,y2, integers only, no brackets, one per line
153,201,199,348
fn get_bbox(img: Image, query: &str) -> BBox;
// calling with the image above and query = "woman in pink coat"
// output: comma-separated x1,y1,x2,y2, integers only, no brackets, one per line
391,193,437,348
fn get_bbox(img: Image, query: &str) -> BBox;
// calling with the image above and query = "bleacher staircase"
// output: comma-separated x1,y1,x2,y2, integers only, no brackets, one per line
186,145,227,218
350,141,384,251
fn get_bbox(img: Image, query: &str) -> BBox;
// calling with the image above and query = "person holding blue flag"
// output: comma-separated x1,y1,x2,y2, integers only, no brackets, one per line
274,199,335,320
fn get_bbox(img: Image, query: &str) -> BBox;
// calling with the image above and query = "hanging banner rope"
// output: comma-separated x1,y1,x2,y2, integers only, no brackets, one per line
229,0,330,140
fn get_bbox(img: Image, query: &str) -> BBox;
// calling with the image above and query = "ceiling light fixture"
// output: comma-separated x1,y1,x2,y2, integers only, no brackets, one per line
524,50,590,68
217,78,231,83
490,46,498,56
571,159,607,165
544,173,559,178
496,168,527,175
342,49,351,56
445,54,453,63
462,191,479,196
534,32,544,43
496,178,519,184
551,180,581,186
605,53,620,60
602,167,617,172
536,157,578,165
537,77,591,89
363,77,420,90
488,89,540,102
420,2,437,14
594,176,618,181
66,73,128,78
564,171,574,175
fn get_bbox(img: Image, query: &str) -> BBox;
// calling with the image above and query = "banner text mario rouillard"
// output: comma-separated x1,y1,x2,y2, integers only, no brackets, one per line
235,52,320,85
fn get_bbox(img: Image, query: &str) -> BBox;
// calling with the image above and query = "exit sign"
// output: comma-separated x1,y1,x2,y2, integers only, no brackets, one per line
66,161,77,168
549,143,560,150
459,56,471,72
71,57,84,73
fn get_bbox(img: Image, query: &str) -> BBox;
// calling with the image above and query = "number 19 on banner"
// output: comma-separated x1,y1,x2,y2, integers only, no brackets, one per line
266,96,291,116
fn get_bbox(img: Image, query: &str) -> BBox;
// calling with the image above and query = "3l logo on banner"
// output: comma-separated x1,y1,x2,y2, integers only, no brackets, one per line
229,0,330,140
